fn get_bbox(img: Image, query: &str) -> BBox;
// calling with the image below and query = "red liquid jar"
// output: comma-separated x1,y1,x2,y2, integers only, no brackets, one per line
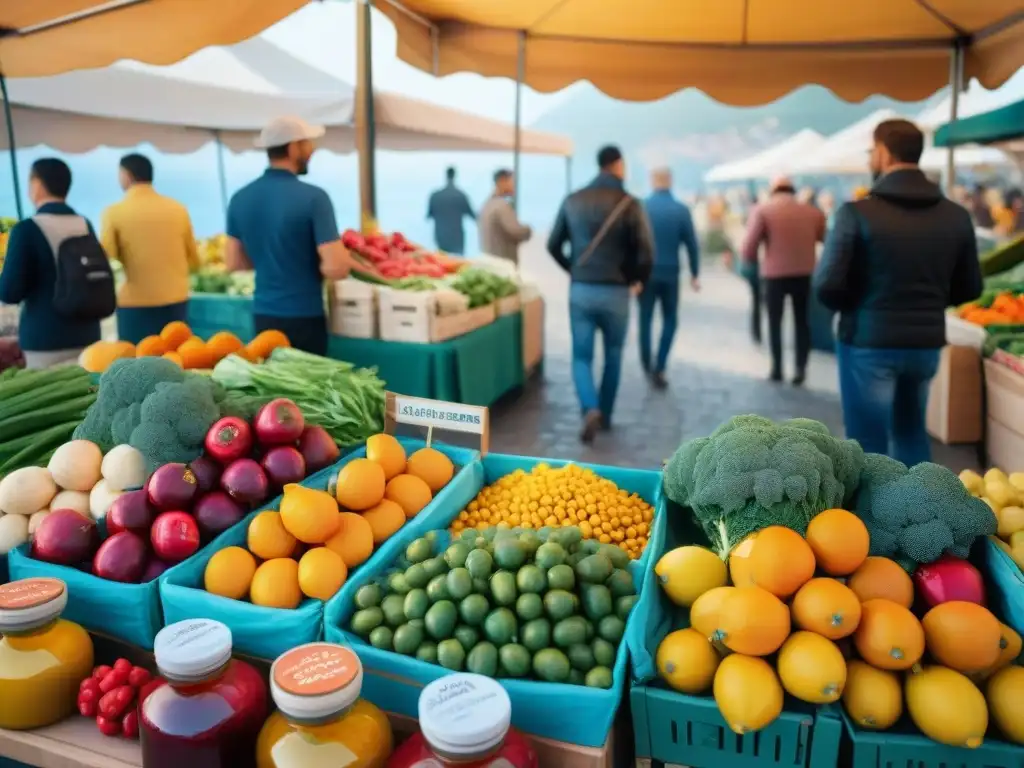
387,673,538,768
139,619,268,768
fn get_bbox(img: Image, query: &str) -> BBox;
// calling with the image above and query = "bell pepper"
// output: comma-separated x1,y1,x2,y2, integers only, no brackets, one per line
914,556,986,608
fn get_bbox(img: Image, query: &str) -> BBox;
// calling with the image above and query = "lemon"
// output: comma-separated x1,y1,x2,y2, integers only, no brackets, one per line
997,506,1024,539
656,628,720,694
298,547,348,601
959,469,984,496
842,660,902,730
250,558,302,609
406,447,455,493
247,510,297,560
906,666,988,748
714,654,784,734
366,433,407,480
280,484,341,544
655,545,727,607
204,546,256,600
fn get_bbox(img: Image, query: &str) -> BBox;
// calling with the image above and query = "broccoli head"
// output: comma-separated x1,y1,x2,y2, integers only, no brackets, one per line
853,455,997,571
129,376,221,474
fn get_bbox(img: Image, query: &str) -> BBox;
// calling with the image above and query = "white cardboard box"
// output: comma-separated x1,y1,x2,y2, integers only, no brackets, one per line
329,280,377,338
495,293,522,317
379,289,496,343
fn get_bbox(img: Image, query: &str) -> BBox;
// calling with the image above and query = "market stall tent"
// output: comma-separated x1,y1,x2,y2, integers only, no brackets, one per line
704,129,825,183
916,67,1024,131
934,98,1024,167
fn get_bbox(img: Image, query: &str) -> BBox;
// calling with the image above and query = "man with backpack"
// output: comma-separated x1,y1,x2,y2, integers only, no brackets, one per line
0,158,116,369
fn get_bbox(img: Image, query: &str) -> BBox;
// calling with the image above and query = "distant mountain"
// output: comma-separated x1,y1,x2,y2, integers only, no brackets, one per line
531,85,948,190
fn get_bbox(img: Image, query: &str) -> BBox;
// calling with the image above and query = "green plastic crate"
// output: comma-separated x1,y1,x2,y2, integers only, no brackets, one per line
632,684,842,768
839,708,1024,768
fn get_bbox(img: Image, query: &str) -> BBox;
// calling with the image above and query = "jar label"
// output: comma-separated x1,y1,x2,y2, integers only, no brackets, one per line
0,578,64,610
274,644,357,696
270,732,359,768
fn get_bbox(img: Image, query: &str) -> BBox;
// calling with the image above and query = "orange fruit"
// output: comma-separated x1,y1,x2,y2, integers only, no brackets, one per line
247,329,291,360
361,499,406,544
324,512,374,568
177,338,212,369
335,458,386,511
791,577,862,639
712,586,791,656
749,526,816,598
847,557,914,608
279,484,340,544
247,510,297,560
853,598,925,670
204,546,257,600
297,547,347,600
805,509,870,576
728,533,757,587
250,558,301,609
136,335,167,357
406,447,455,493
922,601,1002,674
385,474,433,518
160,320,192,350
162,351,183,367
206,331,244,362
366,434,407,480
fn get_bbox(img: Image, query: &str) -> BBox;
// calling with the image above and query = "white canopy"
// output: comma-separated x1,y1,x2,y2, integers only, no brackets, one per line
0,38,573,157
704,129,825,183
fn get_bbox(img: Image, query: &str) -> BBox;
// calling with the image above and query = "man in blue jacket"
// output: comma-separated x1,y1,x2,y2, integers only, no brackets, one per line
640,169,700,388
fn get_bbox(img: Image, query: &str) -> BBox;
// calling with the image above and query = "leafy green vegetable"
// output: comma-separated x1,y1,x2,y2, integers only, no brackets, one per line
450,268,518,308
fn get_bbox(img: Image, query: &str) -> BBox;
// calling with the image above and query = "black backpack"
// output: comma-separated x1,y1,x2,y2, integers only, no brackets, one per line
34,214,116,321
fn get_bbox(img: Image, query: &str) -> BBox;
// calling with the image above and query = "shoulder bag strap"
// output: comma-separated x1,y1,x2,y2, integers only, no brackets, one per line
576,194,635,269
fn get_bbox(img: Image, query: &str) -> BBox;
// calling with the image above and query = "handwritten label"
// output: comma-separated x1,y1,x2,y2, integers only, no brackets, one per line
0,578,64,610
393,395,486,435
274,644,357,696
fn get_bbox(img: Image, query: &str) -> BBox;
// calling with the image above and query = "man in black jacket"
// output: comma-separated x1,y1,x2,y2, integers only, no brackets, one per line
814,119,982,466
548,145,654,443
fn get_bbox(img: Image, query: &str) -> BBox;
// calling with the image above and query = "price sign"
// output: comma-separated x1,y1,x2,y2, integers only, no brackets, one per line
385,393,490,454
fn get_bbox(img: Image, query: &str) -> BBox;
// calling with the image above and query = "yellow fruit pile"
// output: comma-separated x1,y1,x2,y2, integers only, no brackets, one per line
449,463,653,560
961,467,1024,569
204,434,455,609
653,509,1024,748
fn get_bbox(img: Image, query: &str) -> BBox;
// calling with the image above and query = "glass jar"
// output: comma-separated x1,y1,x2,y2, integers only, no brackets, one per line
387,673,538,768
256,643,392,768
0,577,94,730
139,619,268,768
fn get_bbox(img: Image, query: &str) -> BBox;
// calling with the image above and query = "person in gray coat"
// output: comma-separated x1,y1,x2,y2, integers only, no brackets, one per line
479,169,532,265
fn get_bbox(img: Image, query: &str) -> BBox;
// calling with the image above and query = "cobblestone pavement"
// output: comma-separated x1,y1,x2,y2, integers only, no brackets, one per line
487,236,979,473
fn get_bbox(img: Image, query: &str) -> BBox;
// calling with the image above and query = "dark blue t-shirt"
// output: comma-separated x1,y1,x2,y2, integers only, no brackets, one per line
226,168,338,318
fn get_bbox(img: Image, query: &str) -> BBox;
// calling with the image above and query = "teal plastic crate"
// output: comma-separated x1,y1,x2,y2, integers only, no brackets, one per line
632,686,842,768
186,293,254,342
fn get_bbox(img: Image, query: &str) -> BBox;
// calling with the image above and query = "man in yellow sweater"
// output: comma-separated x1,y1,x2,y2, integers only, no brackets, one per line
101,154,200,343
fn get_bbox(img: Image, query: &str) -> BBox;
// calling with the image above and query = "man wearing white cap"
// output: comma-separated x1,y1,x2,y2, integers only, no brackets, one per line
225,116,357,355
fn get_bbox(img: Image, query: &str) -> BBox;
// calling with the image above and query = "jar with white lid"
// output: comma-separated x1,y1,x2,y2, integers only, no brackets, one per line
256,642,393,767
139,619,268,768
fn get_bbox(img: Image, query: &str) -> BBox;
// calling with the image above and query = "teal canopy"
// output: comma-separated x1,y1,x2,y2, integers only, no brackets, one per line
934,98,1024,148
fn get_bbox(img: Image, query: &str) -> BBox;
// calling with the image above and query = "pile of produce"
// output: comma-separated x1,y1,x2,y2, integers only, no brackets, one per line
342,229,462,280
956,289,1024,327
81,320,291,373
0,216,16,272
450,268,519,309
347,523,637,687
449,463,654,561
212,348,385,449
961,467,1024,569
189,266,255,297
0,366,97,476
77,658,152,740
196,234,226,267
979,235,1024,278
202,434,454,607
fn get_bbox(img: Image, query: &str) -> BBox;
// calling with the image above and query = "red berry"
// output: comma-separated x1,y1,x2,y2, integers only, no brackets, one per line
99,668,129,693
79,677,100,694
121,710,139,740
95,716,121,737
127,666,151,688
113,658,133,674
77,697,97,717
93,665,112,681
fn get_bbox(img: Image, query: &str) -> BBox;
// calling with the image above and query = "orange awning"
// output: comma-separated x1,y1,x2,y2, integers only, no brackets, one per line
0,0,310,77
376,0,1024,105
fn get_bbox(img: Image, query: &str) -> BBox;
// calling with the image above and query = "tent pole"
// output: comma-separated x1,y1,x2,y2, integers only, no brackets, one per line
512,31,525,213
356,0,377,230
945,43,963,194
0,74,23,221
565,155,572,195
213,131,229,219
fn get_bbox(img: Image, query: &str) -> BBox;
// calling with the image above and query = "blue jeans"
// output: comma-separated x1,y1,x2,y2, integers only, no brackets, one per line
638,279,679,374
569,283,630,424
836,343,940,466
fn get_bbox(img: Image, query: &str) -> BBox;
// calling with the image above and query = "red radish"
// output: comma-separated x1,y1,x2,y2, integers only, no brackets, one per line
298,426,340,473
193,491,246,540
32,509,98,565
204,417,253,465
92,532,148,583
220,458,269,505
140,559,171,582
150,512,200,563
914,556,986,608
106,490,154,538
253,398,305,446
146,463,198,511
261,446,306,488
188,455,222,494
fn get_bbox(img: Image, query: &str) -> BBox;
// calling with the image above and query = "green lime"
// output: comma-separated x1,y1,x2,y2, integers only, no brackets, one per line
483,607,518,645
369,626,393,650
350,607,384,637
465,549,494,579
567,551,586,568
493,539,527,570
599,543,630,569
576,554,614,584
592,637,616,667
466,641,499,677
381,594,407,627
437,638,466,671
581,584,613,621
474,537,489,549
515,593,544,621
567,643,596,672
446,567,473,600
426,574,449,603
534,542,567,570
393,623,424,655
406,538,433,564
460,528,479,543
606,569,635,598
515,564,547,594
532,648,571,682
550,527,582,549
586,666,613,689
490,571,517,607
482,527,499,542
354,583,383,610
459,594,490,626
454,624,481,652
424,600,458,640
387,572,411,594
518,532,541,557
568,669,586,685
405,563,429,590
543,590,577,622
403,589,430,621
547,564,575,591
415,642,438,664
473,577,490,595
615,594,639,620
553,616,589,648
498,643,531,678
580,539,602,555
445,542,471,569
537,526,553,542
521,618,551,652
421,556,447,580
493,525,517,541
598,615,625,644
583,618,596,641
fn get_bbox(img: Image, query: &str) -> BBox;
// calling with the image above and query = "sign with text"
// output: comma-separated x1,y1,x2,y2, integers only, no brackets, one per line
385,392,490,454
